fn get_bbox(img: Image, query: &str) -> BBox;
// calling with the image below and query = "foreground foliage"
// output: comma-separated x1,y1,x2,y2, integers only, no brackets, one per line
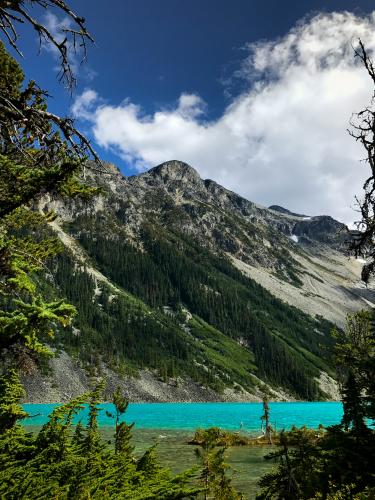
0,372,202,499
0,41,81,359
257,311,375,499
0,15,103,362
194,427,242,500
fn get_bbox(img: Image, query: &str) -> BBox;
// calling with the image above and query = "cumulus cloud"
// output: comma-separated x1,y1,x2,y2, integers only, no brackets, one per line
72,11,375,224
71,88,99,120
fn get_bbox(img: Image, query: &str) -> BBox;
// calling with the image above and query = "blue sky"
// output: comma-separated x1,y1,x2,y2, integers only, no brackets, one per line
7,0,375,223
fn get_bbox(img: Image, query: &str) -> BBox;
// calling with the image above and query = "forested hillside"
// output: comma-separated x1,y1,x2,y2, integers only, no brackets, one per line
49,218,334,400
24,160,367,401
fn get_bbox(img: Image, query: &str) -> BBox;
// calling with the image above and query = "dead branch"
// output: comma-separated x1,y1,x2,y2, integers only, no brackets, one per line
0,0,94,89
348,40,375,281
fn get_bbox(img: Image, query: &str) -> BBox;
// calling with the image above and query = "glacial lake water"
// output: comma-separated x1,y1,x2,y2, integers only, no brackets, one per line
23,401,343,430
22,402,343,498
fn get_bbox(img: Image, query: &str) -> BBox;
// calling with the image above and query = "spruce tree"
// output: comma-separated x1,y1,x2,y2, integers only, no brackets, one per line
257,312,375,499
194,428,241,500
0,371,202,498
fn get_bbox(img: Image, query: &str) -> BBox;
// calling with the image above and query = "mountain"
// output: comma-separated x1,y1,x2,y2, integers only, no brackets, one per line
268,205,308,218
24,160,374,403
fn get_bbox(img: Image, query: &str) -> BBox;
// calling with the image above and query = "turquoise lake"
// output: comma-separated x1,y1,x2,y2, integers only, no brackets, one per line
22,402,346,497
23,401,343,430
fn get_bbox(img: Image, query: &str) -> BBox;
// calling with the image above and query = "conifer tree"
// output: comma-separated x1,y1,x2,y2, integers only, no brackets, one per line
257,311,375,499
112,387,135,456
0,371,202,498
0,0,107,364
194,428,241,500
261,395,273,444
333,311,375,430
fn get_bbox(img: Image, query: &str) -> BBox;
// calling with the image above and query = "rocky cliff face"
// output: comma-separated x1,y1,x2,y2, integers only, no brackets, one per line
28,159,374,403
48,159,372,326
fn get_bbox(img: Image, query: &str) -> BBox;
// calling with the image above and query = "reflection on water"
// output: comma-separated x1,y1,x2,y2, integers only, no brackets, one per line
102,427,275,498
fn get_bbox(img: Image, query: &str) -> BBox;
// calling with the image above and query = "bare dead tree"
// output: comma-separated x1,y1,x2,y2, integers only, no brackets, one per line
261,395,273,444
0,0,100,159
348,39,375,282
0,0,94,89
0,1,117,218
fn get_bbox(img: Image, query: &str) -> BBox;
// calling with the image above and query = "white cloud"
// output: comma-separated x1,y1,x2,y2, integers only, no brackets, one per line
71,88,99,120
177,94,206,119
72,11,375,225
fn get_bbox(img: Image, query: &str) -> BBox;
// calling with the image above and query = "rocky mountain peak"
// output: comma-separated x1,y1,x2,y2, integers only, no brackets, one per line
269,205,308,218
147,160,202,184
128,159,206,200
47,156,374,337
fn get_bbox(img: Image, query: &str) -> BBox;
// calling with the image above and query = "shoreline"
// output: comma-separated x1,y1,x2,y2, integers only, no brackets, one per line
22,399,341,404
